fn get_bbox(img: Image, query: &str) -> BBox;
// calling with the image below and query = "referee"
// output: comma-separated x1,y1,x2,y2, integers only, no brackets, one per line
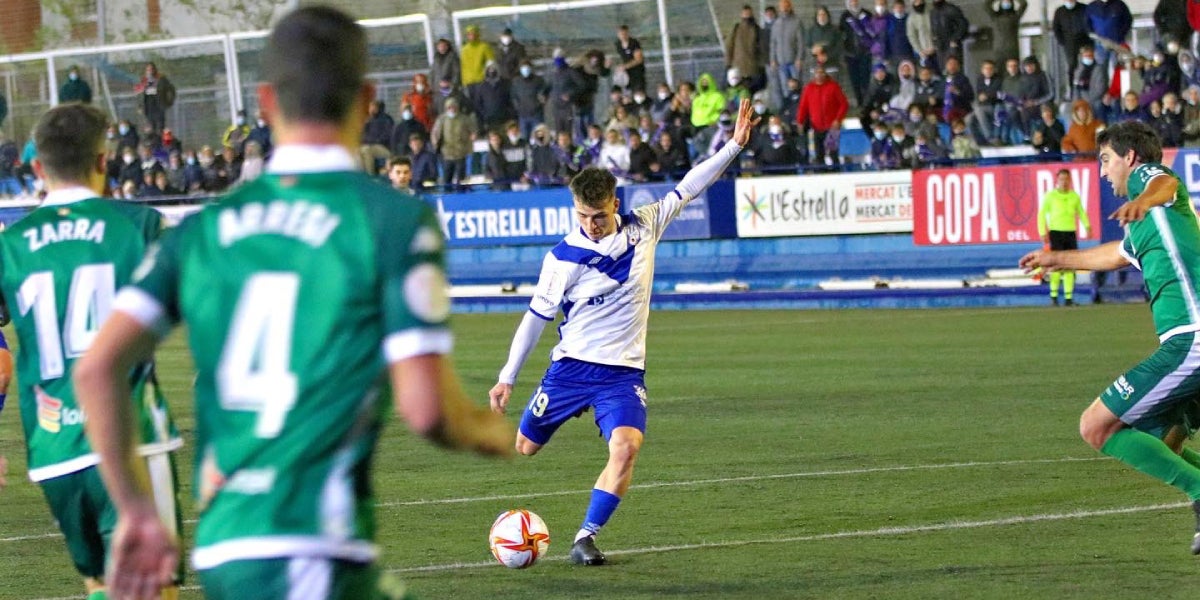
1038,168,1091,306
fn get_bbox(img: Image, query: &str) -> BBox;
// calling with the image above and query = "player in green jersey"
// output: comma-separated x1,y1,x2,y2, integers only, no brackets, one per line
74,7,511,600
1021,120,1200,553
0,103,183,599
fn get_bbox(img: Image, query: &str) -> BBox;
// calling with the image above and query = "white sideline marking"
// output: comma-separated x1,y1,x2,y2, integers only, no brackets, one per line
389,501,1190,574
23,501,1188,598
2,457,1103,543
376,457,1105,507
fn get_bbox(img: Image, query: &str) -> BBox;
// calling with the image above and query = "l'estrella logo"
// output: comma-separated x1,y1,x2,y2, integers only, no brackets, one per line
35,386,85,433
739,186,768,228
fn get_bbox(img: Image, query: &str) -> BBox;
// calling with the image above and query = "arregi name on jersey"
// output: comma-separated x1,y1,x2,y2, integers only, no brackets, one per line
24,219,106,252
218,200,341,248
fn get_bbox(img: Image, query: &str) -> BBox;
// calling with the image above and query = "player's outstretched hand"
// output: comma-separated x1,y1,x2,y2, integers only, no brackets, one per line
732,98,761,147
1019,248,1058,273
108,500,178,600
489,382,512,415
1110,199,1149,226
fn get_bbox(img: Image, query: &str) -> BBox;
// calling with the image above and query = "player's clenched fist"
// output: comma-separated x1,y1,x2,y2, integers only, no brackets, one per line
489,382,513,414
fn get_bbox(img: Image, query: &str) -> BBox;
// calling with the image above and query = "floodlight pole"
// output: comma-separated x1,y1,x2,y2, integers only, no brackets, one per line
657,0,674,87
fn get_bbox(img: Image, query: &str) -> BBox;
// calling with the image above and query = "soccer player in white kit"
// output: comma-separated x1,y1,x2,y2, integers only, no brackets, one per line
489,99,758,565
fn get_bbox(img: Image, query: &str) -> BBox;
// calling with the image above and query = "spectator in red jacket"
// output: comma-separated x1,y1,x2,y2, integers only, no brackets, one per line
401,73,435,131
795,64,848,166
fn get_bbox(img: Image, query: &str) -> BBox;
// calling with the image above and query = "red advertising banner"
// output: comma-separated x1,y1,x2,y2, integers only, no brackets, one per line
912,162,1103,245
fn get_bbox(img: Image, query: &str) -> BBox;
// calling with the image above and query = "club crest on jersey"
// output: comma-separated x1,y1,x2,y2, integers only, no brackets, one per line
35,386,84,432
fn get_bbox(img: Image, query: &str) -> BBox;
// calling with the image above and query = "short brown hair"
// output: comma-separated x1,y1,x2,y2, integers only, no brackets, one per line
35,103,107,184
569,167,617,208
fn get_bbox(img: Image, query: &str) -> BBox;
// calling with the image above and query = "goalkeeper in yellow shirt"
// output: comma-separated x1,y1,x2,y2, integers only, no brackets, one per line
1038,168,1091,305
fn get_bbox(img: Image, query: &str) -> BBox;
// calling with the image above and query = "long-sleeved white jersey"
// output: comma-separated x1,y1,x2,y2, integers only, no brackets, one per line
498,140,743,383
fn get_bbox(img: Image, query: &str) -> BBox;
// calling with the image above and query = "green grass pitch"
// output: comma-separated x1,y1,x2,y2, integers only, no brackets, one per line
1,304,1197,599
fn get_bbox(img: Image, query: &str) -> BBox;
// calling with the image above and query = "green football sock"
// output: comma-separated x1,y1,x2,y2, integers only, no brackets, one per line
1049,271,1061,297
1101,428,1200,500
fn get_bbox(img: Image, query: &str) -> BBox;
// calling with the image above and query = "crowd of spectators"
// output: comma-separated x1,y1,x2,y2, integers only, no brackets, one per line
2,0,1200,199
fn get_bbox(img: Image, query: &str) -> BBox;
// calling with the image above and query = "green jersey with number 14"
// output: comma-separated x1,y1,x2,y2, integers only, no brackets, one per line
1119,162,1200,341
0,191,181,483
118,147,452,571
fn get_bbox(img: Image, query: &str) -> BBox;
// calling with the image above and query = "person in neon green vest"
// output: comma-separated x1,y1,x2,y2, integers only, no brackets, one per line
1037,168,1091,305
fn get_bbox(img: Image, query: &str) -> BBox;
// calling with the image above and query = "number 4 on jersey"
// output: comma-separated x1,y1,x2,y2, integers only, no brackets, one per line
217,273,299,438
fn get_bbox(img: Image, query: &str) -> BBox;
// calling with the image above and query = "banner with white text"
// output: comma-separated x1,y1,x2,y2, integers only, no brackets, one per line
912,162,1102,246
734,171,913,237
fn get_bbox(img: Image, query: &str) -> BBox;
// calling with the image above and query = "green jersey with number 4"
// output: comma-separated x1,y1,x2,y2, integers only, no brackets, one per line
0,192,181,483
122,151,451,571
1119,162,1200,341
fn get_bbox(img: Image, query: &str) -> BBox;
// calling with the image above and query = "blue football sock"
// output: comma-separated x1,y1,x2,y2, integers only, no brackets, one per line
578,489,621,541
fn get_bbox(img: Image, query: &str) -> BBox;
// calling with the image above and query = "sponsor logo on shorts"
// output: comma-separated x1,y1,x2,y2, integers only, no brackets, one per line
36,386,84,433
1115,376,1135,400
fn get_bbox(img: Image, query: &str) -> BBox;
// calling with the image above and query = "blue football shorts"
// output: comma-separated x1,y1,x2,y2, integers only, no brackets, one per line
518,358,648,446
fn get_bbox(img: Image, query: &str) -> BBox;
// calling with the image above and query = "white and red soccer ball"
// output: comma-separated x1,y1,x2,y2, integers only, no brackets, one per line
489,509,550,569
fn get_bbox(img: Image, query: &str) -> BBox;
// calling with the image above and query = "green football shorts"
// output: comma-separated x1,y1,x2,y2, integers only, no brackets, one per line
1100,332,1200,439
39,453,181,581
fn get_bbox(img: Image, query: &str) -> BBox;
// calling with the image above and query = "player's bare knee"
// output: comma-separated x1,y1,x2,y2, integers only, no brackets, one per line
515,438,541,456
608,438,641,467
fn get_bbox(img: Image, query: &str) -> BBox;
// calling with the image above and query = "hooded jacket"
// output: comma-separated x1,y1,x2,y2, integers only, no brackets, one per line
1061,99,1102,153
691,73,726,128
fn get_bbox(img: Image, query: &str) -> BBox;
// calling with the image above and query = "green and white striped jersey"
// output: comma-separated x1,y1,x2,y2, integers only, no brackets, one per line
115,146,452,570
1119,162,1200,342
0,189,180,482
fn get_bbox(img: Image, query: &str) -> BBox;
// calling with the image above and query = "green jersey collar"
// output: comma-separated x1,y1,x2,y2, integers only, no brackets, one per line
40,186,97,207
266,144,357,174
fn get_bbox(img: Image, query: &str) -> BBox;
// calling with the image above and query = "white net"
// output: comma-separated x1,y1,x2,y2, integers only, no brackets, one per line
452,0,723,90
51,38,233,152
232,18,432,125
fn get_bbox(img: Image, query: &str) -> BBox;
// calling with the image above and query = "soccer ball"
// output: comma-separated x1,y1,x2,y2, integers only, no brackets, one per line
489,509,550,569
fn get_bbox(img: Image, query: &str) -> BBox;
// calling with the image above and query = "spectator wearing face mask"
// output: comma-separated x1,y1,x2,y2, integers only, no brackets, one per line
527,124,558,184
402,74,435,131
495,28,527,80
1150,96,1185,147
511,59,548,141
628,89,652,117
989,0,1028,65
967,60,1002,145
433,77,472,120
1072,44,1110,118
117,119,139,153
691,72,727,130
870,121,901,169
1053,0,1090,92
725,68,753,113
223,109,251,157
754,115,800,172
117,147,142,188
390,104,429,157
246,112,273,158
59,65,93,104
432,98,473,186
